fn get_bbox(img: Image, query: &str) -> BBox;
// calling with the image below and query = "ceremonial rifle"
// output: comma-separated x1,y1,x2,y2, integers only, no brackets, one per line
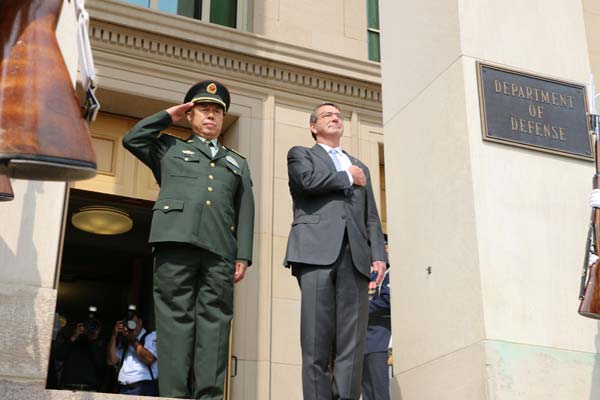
579,111,600,318
0,175,13,201
0,0,98,182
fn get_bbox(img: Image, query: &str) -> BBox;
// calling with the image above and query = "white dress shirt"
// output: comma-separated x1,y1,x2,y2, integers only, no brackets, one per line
318,143,353,185
116,328,158,384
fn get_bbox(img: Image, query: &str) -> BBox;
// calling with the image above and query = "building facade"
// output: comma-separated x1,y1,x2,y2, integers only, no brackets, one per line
4,1,600,400
381,0,600,399
0,0,385,399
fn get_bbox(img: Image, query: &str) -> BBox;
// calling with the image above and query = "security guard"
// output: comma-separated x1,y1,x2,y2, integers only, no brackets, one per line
123,80,254,399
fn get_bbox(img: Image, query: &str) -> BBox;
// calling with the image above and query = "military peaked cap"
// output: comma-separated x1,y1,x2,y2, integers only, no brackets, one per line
184,80,231,113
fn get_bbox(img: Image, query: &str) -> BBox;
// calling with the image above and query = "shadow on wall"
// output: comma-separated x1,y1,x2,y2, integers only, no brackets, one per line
390,375,403,400
591,322,600,399
0,181,52,399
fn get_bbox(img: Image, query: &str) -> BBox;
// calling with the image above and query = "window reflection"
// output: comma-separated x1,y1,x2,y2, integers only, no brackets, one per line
117,0,238,30
211,0,237,28
120,0,150,7
366,0,380,62
158,0,202,19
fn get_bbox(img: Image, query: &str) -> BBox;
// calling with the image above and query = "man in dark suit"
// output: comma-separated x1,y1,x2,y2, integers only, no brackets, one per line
123,80,254,399
284,102,387,400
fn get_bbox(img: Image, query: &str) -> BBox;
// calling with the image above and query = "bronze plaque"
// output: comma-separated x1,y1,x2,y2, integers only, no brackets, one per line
477,62,592,160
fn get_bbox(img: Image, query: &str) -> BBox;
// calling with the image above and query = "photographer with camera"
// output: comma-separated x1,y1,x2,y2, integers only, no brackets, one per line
52,307,107,391
106,306,158,396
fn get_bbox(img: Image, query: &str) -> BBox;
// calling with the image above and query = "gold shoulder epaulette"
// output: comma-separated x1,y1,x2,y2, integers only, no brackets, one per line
160,130,193,141
223,145,247,159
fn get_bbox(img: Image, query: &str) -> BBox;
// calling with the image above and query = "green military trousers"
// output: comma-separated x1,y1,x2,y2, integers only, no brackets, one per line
153,243,234,399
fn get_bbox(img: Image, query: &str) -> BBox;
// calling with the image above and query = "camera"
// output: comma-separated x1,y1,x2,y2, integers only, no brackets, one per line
124,304,137,331
84,305,99,332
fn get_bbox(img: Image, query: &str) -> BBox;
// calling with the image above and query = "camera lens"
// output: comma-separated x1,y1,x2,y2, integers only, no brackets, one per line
125,304,137,331
126,320,137,330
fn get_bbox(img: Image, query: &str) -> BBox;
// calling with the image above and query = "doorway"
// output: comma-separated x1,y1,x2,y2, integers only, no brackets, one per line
47,188,155,393
46,104,243,397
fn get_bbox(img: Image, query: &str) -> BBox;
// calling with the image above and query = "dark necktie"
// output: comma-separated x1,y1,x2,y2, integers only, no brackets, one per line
206,140,217,157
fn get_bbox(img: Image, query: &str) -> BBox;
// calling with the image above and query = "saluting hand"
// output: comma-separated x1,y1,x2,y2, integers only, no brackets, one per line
347,165,366,187
166,102,195,122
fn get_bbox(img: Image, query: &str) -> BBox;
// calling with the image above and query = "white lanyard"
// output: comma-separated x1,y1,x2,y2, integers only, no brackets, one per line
75,0,100,122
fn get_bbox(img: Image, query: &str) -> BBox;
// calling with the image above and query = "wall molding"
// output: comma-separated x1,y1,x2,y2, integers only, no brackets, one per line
87,0,382,111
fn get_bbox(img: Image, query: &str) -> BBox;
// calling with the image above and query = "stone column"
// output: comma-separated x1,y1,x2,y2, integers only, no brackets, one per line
380,0,599,399
0,1,77,398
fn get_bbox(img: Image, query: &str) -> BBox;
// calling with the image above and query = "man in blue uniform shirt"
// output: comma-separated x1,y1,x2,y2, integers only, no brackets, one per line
107,311,158,396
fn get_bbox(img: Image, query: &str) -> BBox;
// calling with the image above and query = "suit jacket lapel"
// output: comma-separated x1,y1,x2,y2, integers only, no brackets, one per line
341,150,358,196
312,144,337,172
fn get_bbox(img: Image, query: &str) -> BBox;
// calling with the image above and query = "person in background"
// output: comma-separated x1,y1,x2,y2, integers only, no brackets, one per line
361,237,391,400
106,310,158,396
52,317,107,392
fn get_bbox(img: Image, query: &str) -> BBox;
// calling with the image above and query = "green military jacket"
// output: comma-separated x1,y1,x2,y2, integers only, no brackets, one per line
122,111,254,265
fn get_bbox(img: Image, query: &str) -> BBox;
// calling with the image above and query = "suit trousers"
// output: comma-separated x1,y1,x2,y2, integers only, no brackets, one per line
153,243,234,399
361,352,390,400
293,238,370,400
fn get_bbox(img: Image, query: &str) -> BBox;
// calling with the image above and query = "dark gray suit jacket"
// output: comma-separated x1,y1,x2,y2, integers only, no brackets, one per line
283,144,387,277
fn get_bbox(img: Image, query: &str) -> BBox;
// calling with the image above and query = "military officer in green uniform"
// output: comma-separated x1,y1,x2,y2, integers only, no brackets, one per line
122,80,254,399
